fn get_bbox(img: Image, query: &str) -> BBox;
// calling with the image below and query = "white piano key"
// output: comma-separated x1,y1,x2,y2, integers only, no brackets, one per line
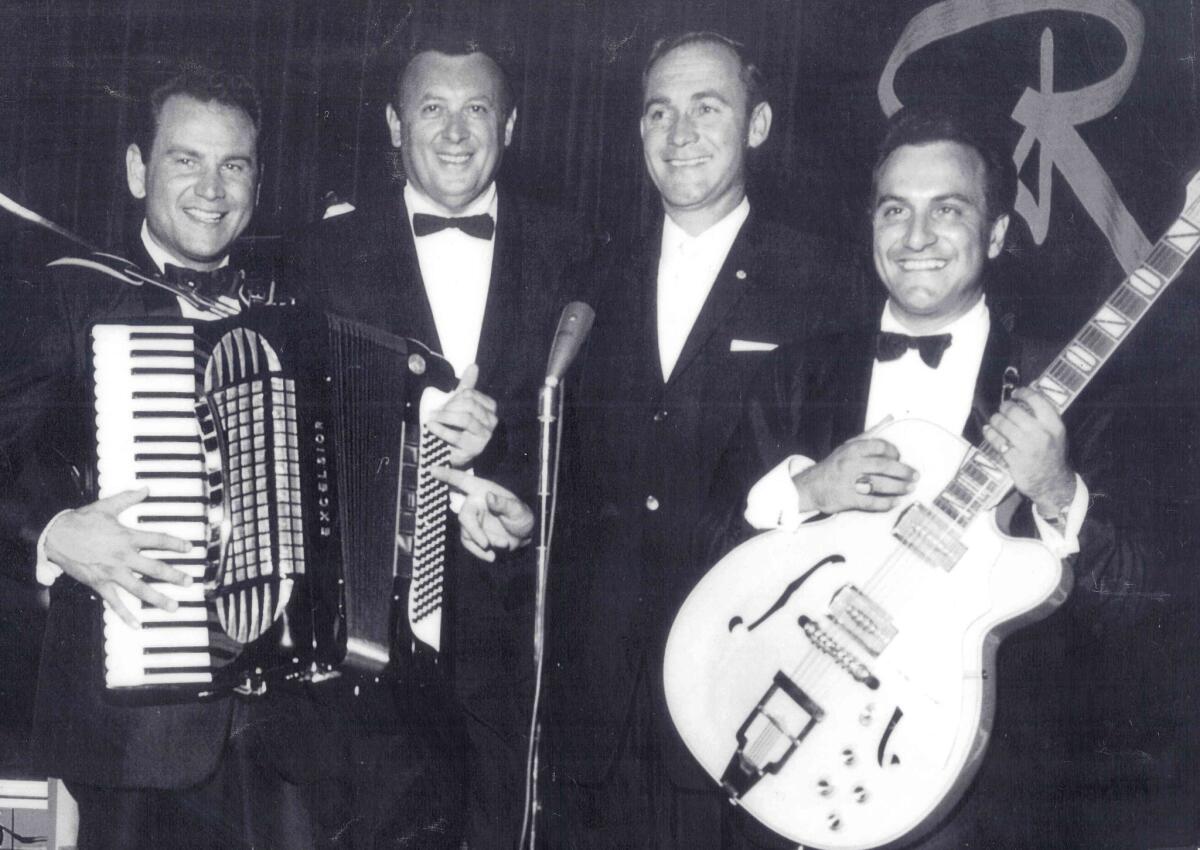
140,652,212,669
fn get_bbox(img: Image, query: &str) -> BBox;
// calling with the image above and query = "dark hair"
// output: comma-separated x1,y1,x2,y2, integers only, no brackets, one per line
134,66,261,160
389,31,516,118
872,103,1016,222
642,31,767,111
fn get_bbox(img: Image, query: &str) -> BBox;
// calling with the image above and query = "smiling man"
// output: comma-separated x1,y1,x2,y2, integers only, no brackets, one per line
0,68,338,849
285,30,591,850
702,103,1153,848
544,31,858,849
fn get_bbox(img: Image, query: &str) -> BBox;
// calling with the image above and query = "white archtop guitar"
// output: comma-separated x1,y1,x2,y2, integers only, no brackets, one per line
664,172,1200,850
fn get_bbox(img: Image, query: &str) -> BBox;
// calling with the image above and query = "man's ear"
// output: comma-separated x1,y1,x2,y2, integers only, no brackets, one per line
747,101,772,150
126,144,147,199
987,213,1010,259
385,103,404,149
503,107,517,148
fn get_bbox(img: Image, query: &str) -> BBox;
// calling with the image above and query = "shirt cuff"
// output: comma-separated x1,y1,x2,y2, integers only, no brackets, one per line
744,456,817,531
36,510,73,587
1031,474,1089,559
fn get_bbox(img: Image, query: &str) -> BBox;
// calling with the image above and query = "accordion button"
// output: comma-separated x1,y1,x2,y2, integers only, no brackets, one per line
645,495,660,512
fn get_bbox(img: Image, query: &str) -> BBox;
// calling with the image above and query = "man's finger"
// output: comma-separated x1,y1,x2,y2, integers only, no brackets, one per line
128,554,193,586
96,584,140,629
450,388,498,414
114,570,179,612
859,458,918,483
854,474,913,497
96,487,151,515
460,533,496,563
129,530,193,556
432,407,495,435
852,438,901,460
431,465,481,493
455,363,480,393
486,491,534,539
426,421,467,448
1011,388,1061,427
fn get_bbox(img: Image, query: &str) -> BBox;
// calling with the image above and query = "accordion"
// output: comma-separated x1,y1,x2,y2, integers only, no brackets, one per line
89,306,457,699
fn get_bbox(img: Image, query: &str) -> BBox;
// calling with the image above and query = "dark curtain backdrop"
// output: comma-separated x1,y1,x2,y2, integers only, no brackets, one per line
2,2,1200,837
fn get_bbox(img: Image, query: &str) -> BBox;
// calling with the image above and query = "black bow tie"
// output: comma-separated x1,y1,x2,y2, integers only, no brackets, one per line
875,330,953,369
412,212,495,240
162,263,244,302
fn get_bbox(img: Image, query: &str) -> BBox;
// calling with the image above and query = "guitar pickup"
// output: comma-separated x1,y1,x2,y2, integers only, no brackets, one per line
720,672,823,800
829,585,898,657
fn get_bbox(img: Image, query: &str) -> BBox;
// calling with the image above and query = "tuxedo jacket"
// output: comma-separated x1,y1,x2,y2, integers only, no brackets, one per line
700,318,1158,847
7,241,236,789
284,188,592,704
547,210,865,785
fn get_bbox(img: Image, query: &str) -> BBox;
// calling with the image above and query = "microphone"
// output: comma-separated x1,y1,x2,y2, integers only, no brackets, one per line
544,301,595,387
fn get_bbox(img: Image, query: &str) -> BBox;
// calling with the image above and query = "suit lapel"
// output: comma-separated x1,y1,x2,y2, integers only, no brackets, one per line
664,212,758,386
963,315,1018,445
389,192,443,353
474,193,520,388
834,334,878,446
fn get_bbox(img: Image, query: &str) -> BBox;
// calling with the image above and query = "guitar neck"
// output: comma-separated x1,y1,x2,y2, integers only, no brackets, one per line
1032,202,1200,414
933,180,1200,528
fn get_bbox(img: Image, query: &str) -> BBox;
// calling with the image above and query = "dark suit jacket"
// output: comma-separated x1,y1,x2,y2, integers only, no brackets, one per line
548,210,865,786
701,316,1157,848
284,187,592,706
8,241,235,789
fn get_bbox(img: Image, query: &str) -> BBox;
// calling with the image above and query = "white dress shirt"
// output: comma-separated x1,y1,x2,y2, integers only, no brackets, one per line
656,198,750,380
743,296,1088,559
37,223,240,585
405,182,498,379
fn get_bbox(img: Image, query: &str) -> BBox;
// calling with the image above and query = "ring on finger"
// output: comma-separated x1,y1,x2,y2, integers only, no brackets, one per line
854,475,873,495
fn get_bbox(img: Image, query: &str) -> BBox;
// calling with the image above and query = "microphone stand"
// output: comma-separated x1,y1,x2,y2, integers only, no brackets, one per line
523,376,563,850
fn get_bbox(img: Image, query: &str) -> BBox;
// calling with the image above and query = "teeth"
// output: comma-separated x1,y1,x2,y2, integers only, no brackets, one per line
668,157,709,168
438,153,470,164
185,210,223,224
898,259,946,270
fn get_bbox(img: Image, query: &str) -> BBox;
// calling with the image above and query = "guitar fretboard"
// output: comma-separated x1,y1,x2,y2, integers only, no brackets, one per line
933,179,1200,528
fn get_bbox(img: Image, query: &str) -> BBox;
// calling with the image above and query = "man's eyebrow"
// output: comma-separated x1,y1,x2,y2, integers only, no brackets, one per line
930,192,976,205
874,194,907,208
691,90,732,106
642,95,670,112
161,145,201,158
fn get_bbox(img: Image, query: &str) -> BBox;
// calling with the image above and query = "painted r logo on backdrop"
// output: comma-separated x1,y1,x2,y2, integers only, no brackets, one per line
879,0,1151,275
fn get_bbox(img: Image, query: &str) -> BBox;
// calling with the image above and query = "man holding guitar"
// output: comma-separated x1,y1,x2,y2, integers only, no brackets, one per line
694,104,1154,848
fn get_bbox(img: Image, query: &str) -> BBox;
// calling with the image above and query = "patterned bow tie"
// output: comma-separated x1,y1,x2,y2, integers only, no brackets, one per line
162,263,244,302
875,330,953,369
412,212,496,240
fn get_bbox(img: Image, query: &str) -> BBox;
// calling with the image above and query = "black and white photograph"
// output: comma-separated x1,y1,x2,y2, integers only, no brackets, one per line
1,1,1197,848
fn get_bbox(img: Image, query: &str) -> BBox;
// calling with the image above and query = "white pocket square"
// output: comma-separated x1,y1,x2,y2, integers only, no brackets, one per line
730,339,778,352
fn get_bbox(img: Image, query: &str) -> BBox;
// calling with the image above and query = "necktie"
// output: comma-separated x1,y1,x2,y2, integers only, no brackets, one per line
162,263,244,302
875,330,953,369
411,212,495,240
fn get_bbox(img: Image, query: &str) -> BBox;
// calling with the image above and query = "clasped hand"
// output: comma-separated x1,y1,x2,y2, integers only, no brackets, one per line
426,363,499,468
792,437,918,514
431,467,534,562
982,387,1076,517
44,487,192,626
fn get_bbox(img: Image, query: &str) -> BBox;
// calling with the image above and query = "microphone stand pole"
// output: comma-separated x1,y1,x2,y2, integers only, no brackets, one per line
525,377,561,849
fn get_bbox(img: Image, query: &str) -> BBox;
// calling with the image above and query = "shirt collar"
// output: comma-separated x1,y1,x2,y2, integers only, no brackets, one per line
661,196,750,254
404,181,498,224
880,294,990,340
139,220,229,275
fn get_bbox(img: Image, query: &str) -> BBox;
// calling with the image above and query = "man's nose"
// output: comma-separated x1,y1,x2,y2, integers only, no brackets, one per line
904,212,935,250
194,167,226,201
668,113,698,146
443,112,469,143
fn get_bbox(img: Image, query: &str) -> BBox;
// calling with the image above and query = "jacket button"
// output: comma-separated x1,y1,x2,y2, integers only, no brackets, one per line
653,409,668,423
645,495,660,512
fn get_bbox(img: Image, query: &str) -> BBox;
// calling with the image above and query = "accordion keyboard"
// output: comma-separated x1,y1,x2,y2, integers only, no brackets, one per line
92,324,218,689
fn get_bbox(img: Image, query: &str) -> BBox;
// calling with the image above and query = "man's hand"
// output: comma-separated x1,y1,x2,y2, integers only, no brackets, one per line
984,387,1077,519
431,466,534,562
44,488,192,627
793,438,918,514
426,364,500,468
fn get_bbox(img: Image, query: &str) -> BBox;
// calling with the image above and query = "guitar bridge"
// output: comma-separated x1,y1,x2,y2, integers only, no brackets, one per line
721,672,823,799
